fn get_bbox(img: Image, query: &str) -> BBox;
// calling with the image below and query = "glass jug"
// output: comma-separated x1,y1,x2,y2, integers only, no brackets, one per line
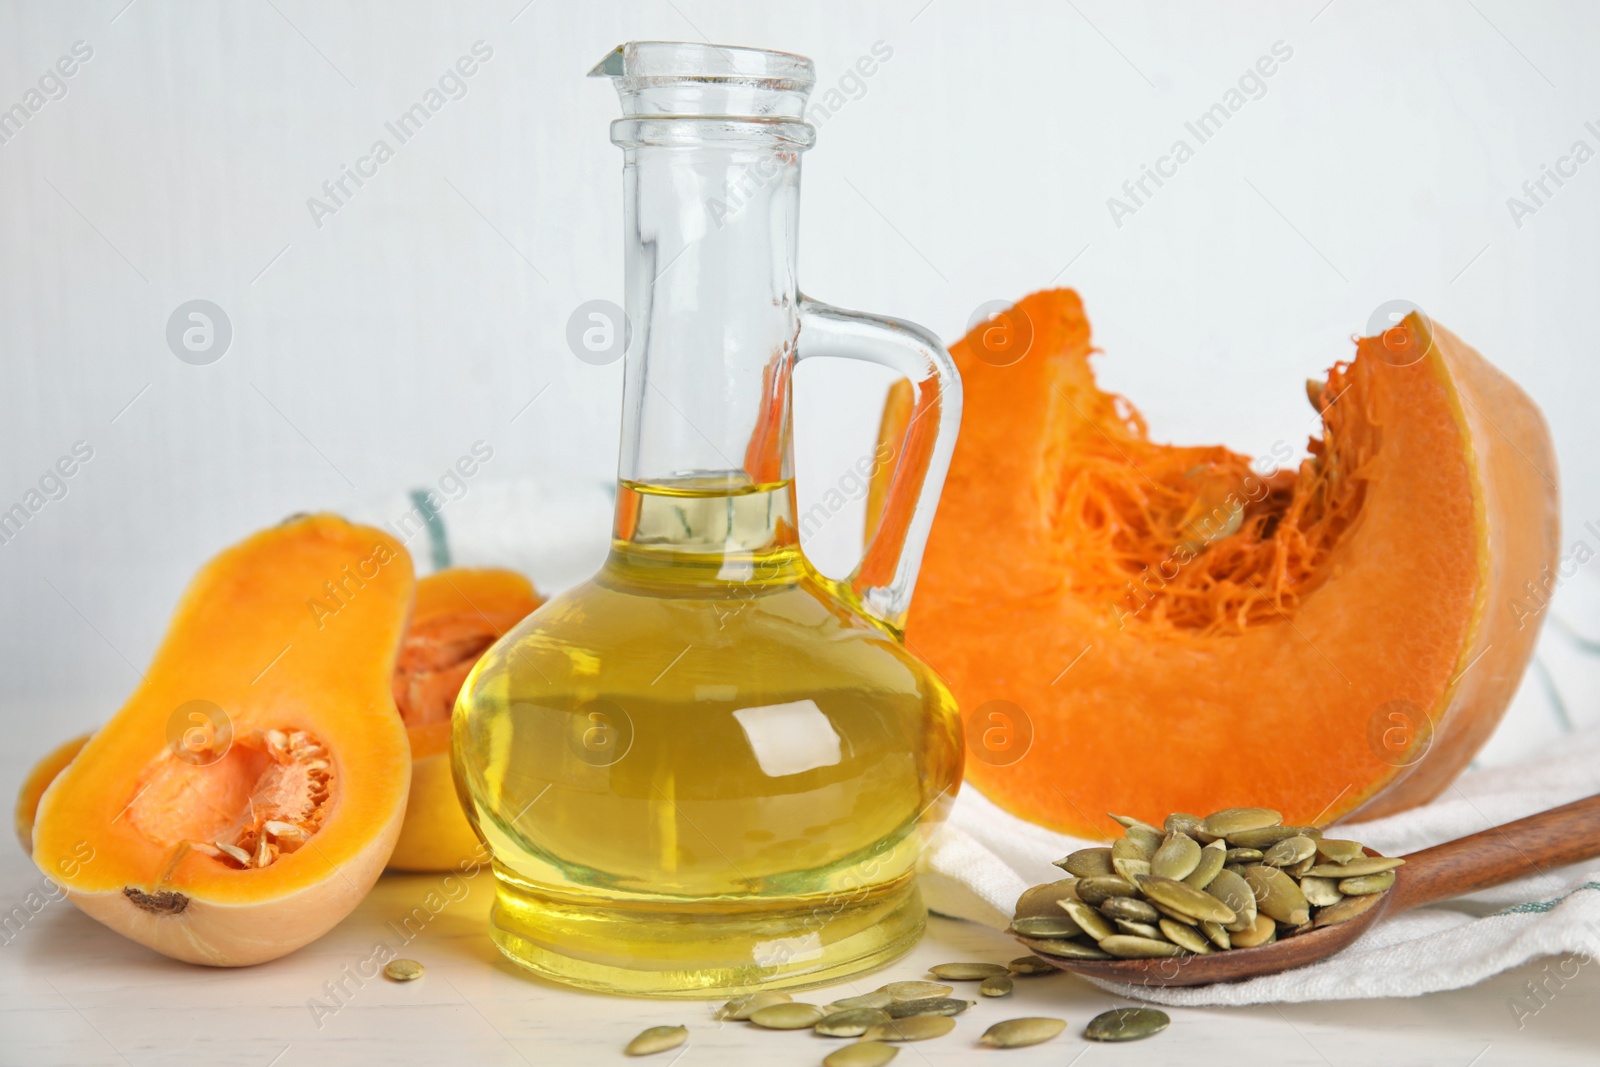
452,41,964,997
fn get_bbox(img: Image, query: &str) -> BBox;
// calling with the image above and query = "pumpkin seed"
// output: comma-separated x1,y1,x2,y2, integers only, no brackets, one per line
716,991,792,1020
862,1016,956,1042
1159,918,1212,954
1299,875,1343,906
1282,920,1316,938
1313,890,1382,927
1287,854,1316,879
1338,870,1396,895
625,1024,687,1056
1027,938,1110,960
1124,824,1166,856
1244,864,1310,925
1007,955,1056,975
1058,847,1115,877
1305,856,1405,878
1013,878,1080,919
1262,835,1317,868
749,1002,825,1029
1109,812,1163,835
1205,868,1257,932
1099,934,1186,958
1060,898,1116,941
824,1042,899,1067
887,997,971,1019
1100,896,1160,923
1199,807,1282,838
383,959,424,982
1183,840,1227,889
1138,874,1237,923
879,981,952,1001
1230,912,1277,947
1009,915,1081,939
929,962,1009,980
824,991,891,1012
1164,812,1203,836
1225,847,1264,864
1224,825,1308,850
815,1008,890,1037
1150,900,1198,925
1085,1007,1170,1042
1112,857,1152,883
1114,919,1164,940
1151,832,1202,880
980,975,1014,997
1112,835,1153,863
1075,875,1138,905
979,1017,1066,1048
1315,838,1367,864
1200,920,1231,949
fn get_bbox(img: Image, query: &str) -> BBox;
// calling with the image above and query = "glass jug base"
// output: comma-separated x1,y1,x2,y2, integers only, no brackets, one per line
487,872,926,998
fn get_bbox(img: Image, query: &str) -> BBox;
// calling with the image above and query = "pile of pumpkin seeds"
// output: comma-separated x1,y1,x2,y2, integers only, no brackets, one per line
1011,807,1403,960
624,958,1173,1059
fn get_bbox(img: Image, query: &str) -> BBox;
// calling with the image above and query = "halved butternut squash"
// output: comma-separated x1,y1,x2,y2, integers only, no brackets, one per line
29,515,414,965
881,290,1559,837
389,568,541,870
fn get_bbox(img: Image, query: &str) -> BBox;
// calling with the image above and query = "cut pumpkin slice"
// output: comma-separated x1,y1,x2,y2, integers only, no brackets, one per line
29,515,415,965
878,290,1558,838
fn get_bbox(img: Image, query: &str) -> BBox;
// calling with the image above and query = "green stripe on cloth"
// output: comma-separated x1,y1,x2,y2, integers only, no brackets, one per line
1492,881,1600,916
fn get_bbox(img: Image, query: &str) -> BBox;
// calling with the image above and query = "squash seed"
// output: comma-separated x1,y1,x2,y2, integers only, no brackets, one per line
980,975,1013,997
1205,868,1257,931
1244,865,1311,925
1124,824,1165,856
824,1043,899,1067
1150,900,1198,925
1339,870,1396,895
815,1008,889,1037
1109,812,1163,835
1112,836,1152,863
1085,1007,1170,1042
1138,875,1237,924
716,991,792,1020
887,997,971,1019
1151,832,1202,880
1010,915,1081,939
1075,875,1138,905
1225,847,1264,864
1013,878,1080,919
1114,919,1164,940
1164,812,1203,836
1299,875,1343,906
1059,899,1115,941
862,1016,956,1042
1315,838,1367,864
1007,955,1056,975
1112,857,1152,882
1224,825,1308,850
1199,807,1282,838
1058,847,1114,877
879,981,952,1001
625,1025,687,1056
1230,912,1277,947
979,1017,1067,1048
824,991,891,1012
929,962,1009,980
383,959,424,982
1159,918,1212,954
1100,896,1160,923
1262,835,1317,868
1099,934,1186,959
1027,938,1110,960
1200,920,1231,949
1305,856,1405,878
1183,840,1227,889
749,1002,825,1029
1313,890,1382,927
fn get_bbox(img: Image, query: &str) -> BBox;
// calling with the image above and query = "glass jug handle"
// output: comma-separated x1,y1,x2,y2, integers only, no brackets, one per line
796,297,963,636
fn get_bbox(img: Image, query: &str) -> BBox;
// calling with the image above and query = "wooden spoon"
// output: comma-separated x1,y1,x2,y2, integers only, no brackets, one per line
1019,793,1600,988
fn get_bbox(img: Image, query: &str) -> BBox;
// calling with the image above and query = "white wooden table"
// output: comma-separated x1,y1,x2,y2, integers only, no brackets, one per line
3,855,1596,1067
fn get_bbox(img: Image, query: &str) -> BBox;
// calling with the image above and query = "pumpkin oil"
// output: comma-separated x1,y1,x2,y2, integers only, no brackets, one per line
452,478,962,996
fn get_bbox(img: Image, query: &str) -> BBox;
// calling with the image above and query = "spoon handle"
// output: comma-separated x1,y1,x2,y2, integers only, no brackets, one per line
1388,792,1600,914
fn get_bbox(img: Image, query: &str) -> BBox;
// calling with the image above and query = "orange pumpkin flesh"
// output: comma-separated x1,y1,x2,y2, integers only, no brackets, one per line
890,290,1558,837
14,732,89,855
29,515,415,965
389,568,541,870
